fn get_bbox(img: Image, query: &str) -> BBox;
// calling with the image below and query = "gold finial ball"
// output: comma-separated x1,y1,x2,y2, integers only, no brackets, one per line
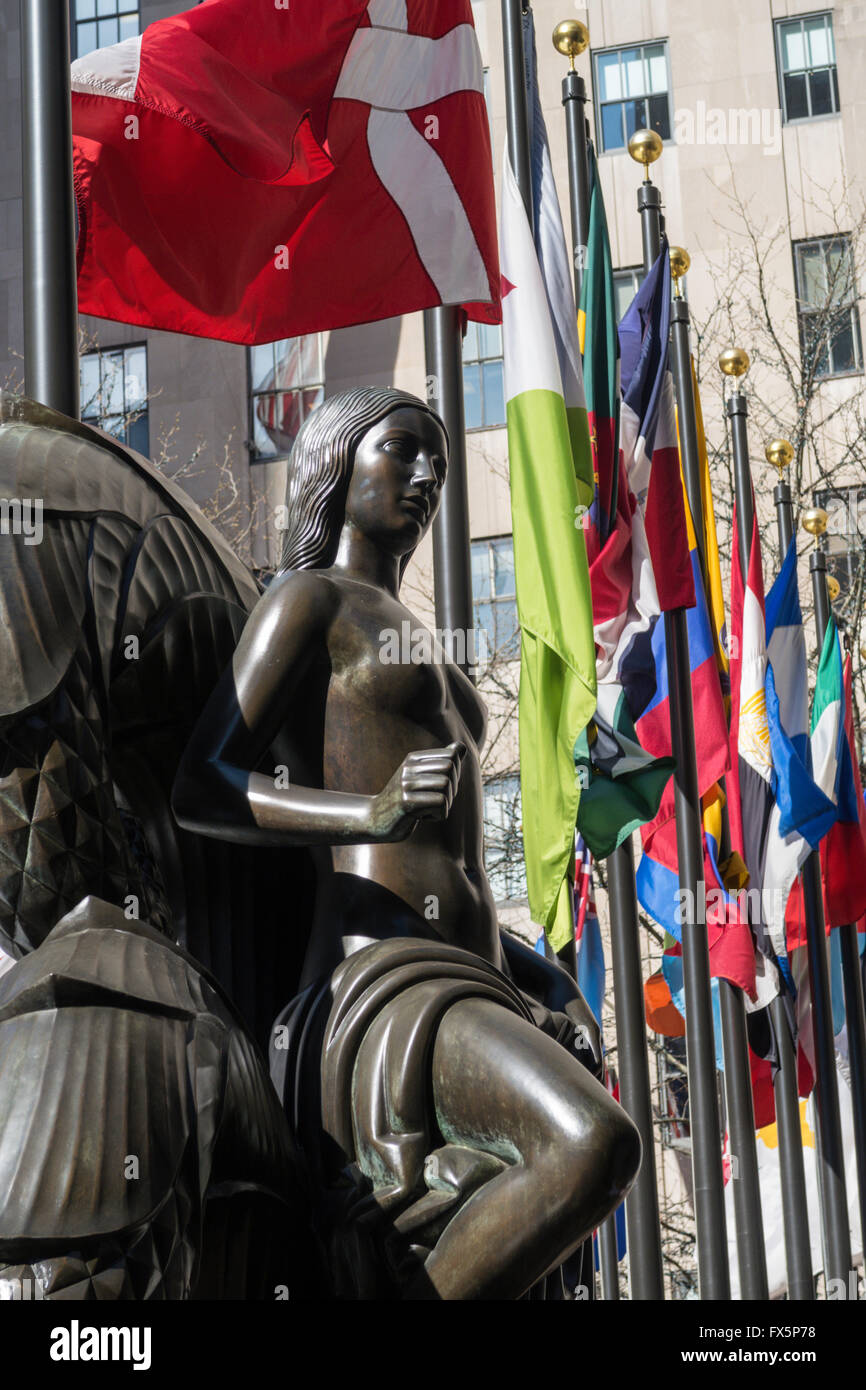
628,128,663,169
827,575,841,602
765,438,794,473
718,347,750,379
802,507,828,539
670,247,691,282
553,20,589,62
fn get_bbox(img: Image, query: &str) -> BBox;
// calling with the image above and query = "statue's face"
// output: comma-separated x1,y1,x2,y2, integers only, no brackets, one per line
344,407,447,555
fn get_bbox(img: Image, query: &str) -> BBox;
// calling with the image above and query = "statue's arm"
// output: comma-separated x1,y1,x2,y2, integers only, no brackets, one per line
172,570,463,847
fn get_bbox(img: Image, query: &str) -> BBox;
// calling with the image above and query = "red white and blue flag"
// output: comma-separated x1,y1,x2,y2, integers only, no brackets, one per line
71,0,500,343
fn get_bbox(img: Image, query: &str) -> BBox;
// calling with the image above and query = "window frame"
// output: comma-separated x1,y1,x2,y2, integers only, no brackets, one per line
612,265,646,323
815,483,864,601
774,11,840,125
792,235,863,382
470,534,520,665
79,341,149,454
482,772,528,906
72,1,140,61
247,334,325,463
592,39,674,156
462,321,506,432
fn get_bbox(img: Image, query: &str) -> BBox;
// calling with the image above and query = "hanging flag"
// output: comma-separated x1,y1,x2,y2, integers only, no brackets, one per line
788,652,866,934
577,146,620,551
617,245,695,614
574,835,605,1029
635,380,752,994
500,137,595,950
759,547,839,981
725,500,777,966
574,154,674,859
691,357,730,713
72,0,500,343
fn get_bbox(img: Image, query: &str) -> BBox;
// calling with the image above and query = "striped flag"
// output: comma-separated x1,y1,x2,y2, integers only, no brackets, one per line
636,378,754,995
617,244,694,614
499,110,595,950
574,152,674,859
757,541,838,985
788,652,866,934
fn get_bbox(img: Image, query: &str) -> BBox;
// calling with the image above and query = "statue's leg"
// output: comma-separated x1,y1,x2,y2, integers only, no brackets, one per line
417,997,641,1300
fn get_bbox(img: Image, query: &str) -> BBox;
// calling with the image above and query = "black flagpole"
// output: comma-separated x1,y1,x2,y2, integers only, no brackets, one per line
423,307,473,671
730,435,814,1301
801,513,854,1295
20,0,79,417
766,447,818,1299
552,20,664,1301
670,329,767,1300
553,21,591,304
629,132,730,1300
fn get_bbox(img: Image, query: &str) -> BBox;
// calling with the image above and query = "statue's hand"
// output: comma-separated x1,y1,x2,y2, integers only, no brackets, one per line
370,742,466,841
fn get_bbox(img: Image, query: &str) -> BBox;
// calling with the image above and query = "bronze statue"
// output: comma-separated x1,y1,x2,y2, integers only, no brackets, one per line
172,386,641,1300
0,386,638,1299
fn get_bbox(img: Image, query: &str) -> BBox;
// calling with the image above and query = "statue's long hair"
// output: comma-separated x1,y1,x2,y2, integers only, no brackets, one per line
278,386,448,578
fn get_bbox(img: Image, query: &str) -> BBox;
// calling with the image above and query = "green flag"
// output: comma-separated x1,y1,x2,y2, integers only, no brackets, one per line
500,146,596,950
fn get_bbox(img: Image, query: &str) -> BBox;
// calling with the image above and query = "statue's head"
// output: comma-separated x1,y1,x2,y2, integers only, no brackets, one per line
278,387,449,576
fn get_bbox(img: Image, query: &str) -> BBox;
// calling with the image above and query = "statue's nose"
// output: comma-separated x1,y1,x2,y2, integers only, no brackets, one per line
411,457,438,492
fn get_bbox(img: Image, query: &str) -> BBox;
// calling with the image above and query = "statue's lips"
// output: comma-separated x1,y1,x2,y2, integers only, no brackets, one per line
400,496,429,523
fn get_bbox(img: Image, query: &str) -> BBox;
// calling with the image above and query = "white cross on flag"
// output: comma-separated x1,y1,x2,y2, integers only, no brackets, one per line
72,0,499,344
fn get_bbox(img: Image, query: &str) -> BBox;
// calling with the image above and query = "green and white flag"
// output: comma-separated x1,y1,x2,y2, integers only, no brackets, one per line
500,144,596,950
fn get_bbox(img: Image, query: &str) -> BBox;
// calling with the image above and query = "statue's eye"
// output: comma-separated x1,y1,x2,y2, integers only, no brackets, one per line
383,437,415,459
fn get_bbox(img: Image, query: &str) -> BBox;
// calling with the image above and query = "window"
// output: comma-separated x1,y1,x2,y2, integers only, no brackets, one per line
483,775,527,903
471,536,519,662
816,484,863,600
613,266,645,323
776,12,839,122
462,321,505,430
73,1,139,59
249,336,324,460
80,344,148,454
593,41,671,154
794,237,862,379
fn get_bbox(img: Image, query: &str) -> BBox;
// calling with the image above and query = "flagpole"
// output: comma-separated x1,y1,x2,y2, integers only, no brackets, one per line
20,0,79,417
629,131,730,1300
673,330,768,1300
552,21,591,303
800,511,855,1294
596,1202,621,1300
773,448,866,1267
838,894,866,1260
551,26,665,1301
423,308,474,672
668,328,768,1300
502,0,533,228
726,383,815,1300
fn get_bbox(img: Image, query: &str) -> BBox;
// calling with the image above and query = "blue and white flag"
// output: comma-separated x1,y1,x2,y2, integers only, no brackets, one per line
761,541,839,980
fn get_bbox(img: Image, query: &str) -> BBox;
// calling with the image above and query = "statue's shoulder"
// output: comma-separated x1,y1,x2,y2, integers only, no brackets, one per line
251,566,343,633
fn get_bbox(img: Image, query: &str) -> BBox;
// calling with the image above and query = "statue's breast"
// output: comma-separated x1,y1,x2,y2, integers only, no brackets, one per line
327,598,449,726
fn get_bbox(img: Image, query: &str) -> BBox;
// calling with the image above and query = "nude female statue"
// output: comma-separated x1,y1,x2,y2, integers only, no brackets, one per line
172,386,640,1300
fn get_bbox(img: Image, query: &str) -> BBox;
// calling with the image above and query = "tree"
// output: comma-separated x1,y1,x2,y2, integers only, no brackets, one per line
690,162,866,766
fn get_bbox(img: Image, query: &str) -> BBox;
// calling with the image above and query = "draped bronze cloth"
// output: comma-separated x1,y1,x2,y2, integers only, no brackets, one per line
270,937,584,1299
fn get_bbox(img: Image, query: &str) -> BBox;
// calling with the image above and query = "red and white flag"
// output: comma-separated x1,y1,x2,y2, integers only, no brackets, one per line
72,0,500,344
